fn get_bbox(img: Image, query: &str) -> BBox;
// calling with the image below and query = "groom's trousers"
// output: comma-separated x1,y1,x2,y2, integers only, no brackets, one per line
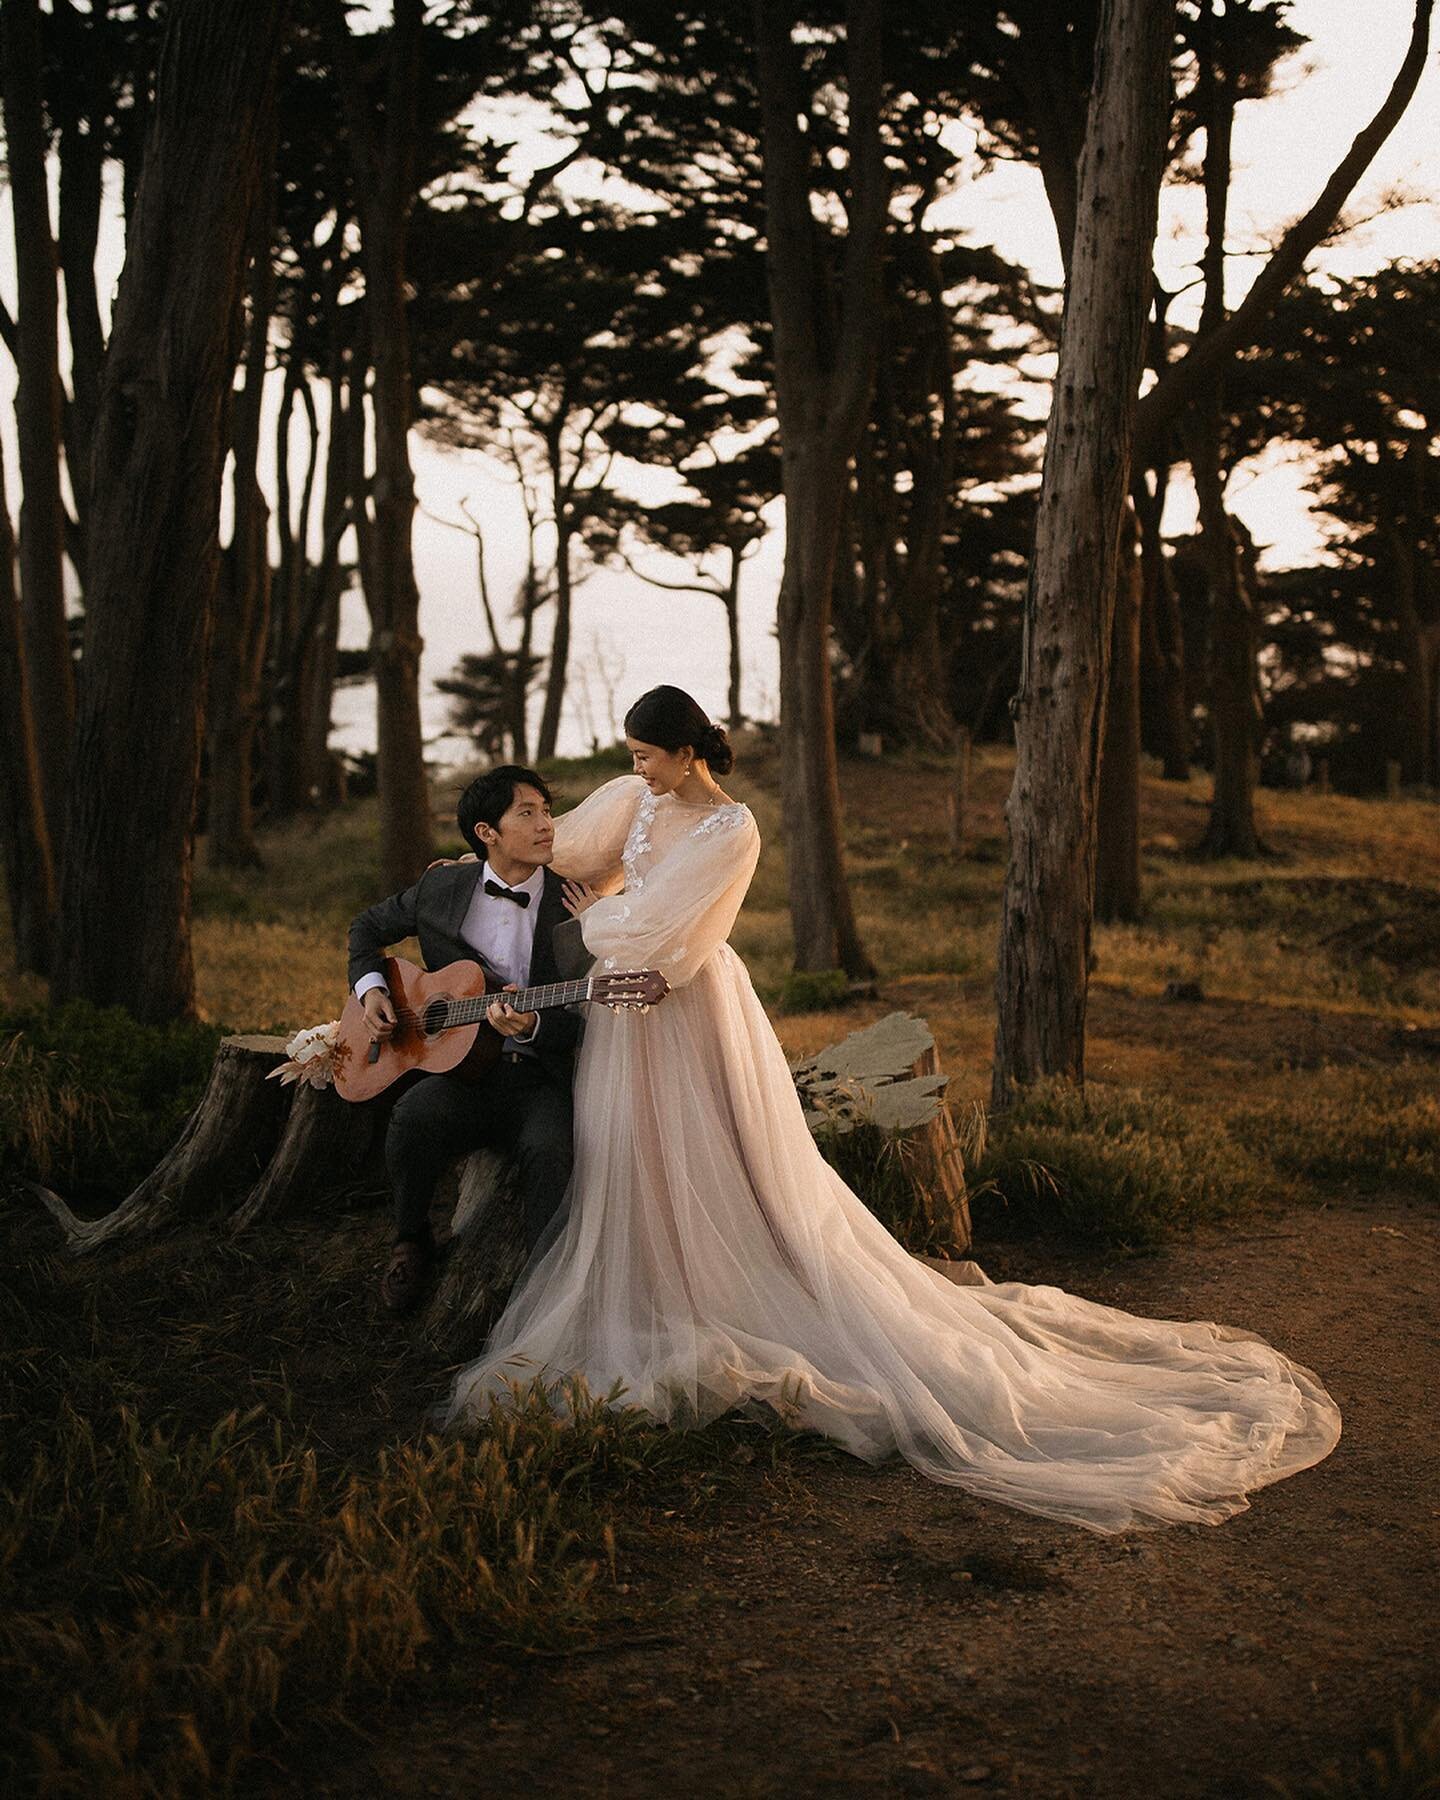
385,1059,573,1254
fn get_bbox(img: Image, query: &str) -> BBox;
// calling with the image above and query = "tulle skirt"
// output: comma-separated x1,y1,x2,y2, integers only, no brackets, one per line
442,946,1340,1533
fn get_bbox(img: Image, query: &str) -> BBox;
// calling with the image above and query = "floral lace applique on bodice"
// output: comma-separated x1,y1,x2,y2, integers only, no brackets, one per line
621,790,749,892
591,791,756,975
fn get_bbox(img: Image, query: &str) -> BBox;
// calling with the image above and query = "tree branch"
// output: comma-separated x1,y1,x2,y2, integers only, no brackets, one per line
1135,0,1434,458
831,0,889,443
619,549,726,598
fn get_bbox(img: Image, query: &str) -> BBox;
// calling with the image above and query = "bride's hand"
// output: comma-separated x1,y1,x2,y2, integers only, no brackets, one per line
562,879,601,917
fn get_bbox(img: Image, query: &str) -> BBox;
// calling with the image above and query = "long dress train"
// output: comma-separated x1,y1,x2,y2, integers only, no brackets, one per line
442,776,1340,1534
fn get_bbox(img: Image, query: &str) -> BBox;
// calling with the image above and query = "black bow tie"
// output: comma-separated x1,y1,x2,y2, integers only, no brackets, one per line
484,878,532,909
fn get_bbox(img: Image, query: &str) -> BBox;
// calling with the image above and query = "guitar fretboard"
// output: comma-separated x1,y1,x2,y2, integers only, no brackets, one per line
441,977,594,1028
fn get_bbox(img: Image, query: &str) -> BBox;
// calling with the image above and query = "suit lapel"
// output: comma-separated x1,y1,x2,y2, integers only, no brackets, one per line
527,869,567,985
449,863,486,936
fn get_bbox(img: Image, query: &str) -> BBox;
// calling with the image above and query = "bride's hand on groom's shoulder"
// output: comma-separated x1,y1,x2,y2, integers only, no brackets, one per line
426,852,478,871
562,879,601,917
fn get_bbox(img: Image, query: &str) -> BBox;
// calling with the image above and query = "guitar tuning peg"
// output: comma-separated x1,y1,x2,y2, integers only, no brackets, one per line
639,1004,650,1015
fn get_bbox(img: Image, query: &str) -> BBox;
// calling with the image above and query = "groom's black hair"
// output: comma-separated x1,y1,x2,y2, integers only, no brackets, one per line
457,765,552,860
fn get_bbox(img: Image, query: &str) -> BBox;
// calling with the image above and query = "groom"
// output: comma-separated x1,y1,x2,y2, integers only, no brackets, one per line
348,765,580,1313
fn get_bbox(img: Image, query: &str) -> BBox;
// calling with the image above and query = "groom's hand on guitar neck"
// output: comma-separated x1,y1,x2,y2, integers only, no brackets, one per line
487,984,538,1038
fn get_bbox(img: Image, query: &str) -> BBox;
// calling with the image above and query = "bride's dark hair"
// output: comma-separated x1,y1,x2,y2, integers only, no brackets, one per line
624,685,734,776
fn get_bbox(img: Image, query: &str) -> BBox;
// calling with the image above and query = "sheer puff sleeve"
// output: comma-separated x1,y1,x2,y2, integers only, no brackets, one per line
549,774,647,894
580,804,761,989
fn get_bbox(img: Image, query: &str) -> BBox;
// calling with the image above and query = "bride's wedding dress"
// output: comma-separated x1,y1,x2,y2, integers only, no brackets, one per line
442,776,1340,1532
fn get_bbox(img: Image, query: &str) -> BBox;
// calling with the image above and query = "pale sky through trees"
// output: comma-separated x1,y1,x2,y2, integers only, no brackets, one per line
1,1,1436,760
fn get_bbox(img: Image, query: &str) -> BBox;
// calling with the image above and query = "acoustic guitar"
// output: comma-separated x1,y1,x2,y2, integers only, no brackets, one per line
332,954,669,1102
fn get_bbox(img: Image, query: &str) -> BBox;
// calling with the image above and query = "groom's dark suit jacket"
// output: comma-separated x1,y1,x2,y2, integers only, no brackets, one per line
347,863,582,1085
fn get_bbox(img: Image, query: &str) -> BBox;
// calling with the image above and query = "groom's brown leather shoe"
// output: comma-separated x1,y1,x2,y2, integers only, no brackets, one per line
380,1239,432,1314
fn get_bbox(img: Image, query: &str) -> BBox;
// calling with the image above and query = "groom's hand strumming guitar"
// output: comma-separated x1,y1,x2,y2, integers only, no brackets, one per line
362,988,398,1042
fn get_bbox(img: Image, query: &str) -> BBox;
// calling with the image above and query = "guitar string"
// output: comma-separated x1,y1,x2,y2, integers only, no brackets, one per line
385,987,586,1028
377,975,651,1032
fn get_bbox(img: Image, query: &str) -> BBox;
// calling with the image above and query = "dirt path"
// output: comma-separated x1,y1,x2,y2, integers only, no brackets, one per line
301,1197,1437,1799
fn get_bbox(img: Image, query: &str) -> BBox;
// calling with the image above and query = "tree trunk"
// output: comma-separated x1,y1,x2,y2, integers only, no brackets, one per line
1392,573,1437,790
50,0,285,1023
297,335,357,810
266,362,308,817
329,0,433,890
0,442,58,974
992,0,1173,1106
1095,506,1143,923
1182,7,1267,859
776,447,875,974
881,233,958,750
1387,442,1437,789
230,1077,383,1232
1135,464,1191,778
753,0,886,979
52,0,110,564
208,156,277,868
513,550,540,765
37,1034,386,1254
791,1010,972,1257
535,452,572,762
725,547,743,729
1192,415,1267,857
2,0,75,849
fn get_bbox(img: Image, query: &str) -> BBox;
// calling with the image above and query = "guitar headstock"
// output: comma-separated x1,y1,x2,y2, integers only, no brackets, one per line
593,968,670,1011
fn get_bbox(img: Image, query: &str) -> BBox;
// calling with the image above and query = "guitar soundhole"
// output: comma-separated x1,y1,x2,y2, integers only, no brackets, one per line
421,999,449,1037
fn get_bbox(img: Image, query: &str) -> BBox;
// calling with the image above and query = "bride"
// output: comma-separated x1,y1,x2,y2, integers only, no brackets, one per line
442,685,1340,1532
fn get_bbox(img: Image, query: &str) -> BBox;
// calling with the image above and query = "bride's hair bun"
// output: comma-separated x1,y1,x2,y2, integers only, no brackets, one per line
698,722,734,775
624,684,736,775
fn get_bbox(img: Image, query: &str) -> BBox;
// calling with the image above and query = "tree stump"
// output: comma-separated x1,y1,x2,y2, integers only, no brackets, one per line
791,1011,971,1253
42,1033,389,1254
39,1034,293,1253
420,1150,526,1363
45,1014,970,1306
229,1078,384,1234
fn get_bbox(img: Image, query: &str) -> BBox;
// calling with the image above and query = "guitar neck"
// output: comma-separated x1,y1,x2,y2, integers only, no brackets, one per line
444,976,594,1028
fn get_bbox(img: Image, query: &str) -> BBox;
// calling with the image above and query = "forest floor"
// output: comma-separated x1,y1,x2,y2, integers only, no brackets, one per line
310,1194,1437,1800
3,746,1438,1796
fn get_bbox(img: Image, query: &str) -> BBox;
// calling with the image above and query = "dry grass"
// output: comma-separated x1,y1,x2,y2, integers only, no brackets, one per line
0,1211,819,1797
4,742,1436,1230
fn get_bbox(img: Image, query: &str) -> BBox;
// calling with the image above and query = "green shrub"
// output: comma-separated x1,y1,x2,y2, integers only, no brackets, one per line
812,1114,970,1258
0,1001,225,1207
779,967,851,1014
1231,1071,1440,1200
971,1081,1279,1247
